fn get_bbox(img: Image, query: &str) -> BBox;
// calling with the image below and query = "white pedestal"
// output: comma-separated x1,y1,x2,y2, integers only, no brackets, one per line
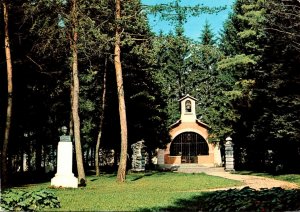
51,141,78,188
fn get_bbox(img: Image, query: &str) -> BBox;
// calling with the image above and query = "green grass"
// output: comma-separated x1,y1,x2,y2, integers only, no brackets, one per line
236,171,300,186
11,172,242,211
272,174,300,186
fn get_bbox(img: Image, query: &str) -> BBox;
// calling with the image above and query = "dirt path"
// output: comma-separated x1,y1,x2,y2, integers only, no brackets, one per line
177,166,299,190
205,170,299,190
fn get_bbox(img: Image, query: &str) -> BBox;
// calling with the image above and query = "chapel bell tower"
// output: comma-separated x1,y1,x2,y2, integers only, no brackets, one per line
179,94,197,122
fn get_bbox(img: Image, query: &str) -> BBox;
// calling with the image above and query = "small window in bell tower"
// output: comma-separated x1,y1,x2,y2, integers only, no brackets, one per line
185,100,191,112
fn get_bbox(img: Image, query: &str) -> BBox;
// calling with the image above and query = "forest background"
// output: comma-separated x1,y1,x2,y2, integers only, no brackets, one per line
1,0,299,186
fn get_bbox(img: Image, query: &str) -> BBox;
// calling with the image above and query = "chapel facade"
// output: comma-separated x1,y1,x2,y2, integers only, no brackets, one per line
157,94,222,168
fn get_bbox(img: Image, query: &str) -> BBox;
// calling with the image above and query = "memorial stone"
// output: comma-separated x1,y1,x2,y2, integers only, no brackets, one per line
51,127,78,188
131,140,146,172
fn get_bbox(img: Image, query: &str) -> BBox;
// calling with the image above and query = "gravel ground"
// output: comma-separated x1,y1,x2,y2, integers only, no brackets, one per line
206,171,299,190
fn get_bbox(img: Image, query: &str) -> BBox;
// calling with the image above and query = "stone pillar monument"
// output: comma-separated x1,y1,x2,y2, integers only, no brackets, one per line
131,140,146,172
225,136,235,172
51,126,78,188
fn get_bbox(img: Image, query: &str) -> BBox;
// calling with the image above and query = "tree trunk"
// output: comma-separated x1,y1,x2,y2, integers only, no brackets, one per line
115,0,128,183
70,0,86,186
95,58,108,176
1,0,13,187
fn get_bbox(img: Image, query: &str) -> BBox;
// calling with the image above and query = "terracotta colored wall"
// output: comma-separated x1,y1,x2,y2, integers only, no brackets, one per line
164,154,215,165
164,154,181,164
197,155,214,164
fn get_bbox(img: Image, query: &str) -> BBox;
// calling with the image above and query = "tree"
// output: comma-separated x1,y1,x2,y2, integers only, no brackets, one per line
70,0,86,186
145,0,226,126
266,0,300,52
95,58,107,176
217,0,268,169
22,0,89,184
1,0,13,187
249,0,300,171
152,33,191,125
184,22,238,143
114,0,128,183
218,0,300,172
199,20,216,46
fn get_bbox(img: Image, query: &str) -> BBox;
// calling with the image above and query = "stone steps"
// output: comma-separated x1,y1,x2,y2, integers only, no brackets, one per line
175,164,225,173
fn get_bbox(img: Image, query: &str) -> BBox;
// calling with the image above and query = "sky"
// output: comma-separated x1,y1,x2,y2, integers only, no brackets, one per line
141,0,236,41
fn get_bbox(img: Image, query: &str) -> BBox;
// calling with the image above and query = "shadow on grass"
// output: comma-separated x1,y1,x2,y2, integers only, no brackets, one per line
139,187,300,212
6,171,56,188
129,171,168,181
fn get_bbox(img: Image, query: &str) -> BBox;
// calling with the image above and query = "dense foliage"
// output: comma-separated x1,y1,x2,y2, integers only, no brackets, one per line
0,189,60,211
199,187,300,211
218,0,300,172
0,0,171,185
149,187,300,211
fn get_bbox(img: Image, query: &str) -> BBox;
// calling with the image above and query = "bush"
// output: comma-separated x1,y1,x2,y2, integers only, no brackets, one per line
199,187,300,211
0,189,60,211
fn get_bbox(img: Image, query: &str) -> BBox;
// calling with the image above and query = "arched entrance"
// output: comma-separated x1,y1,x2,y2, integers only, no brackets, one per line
170,132,209,163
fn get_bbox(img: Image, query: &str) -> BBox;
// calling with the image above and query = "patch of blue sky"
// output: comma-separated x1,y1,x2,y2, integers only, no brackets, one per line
141,0,235,41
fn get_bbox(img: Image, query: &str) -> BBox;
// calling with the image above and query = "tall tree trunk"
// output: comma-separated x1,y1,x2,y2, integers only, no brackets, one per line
69,78,74,139
70,0,86,186
95,58,108,176
115,0,128,183
1,0,13,187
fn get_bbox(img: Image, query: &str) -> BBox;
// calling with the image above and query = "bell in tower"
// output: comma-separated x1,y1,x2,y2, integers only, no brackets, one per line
179,94,197,122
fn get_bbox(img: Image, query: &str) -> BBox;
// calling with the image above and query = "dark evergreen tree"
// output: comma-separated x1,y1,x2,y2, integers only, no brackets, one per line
218,0,267,170
199,20,216,46
249,0,300,172
145,0,226,126
219,0,300,172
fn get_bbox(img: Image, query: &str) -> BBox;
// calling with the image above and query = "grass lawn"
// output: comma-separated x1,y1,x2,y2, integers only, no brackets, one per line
236,171,300,186
11,172,242,211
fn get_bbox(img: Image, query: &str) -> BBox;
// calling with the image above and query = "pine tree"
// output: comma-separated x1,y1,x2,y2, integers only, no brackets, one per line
1,0,14,186
70,0,86,186
249,0,300,171
199,20,216,46
114,0,128,183
218,0,267,169
145,0,226,126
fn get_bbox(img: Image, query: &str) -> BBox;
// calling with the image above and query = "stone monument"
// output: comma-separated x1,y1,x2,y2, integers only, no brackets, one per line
131,140,146,172
51,126,78,188
225,136,235,172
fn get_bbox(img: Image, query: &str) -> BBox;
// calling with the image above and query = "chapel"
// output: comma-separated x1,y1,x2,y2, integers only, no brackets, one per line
157,94,222,168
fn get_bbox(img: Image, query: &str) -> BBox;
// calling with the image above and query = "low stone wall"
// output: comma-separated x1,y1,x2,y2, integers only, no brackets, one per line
163,154,215,166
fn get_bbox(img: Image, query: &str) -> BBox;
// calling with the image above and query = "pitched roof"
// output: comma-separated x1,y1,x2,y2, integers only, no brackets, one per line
169,119,211,130
196,119,211,129
178,94,197,102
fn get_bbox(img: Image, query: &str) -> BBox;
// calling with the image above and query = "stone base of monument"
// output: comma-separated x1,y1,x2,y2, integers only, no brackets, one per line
51,140,78,188
131,168,145,172
51,174,78,188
